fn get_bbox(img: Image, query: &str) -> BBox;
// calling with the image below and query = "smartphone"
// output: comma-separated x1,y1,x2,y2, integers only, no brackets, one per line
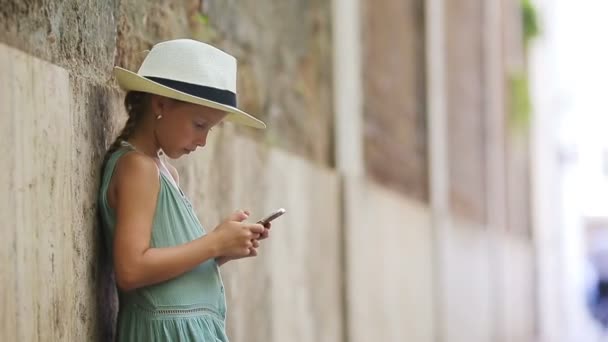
257,208,286,225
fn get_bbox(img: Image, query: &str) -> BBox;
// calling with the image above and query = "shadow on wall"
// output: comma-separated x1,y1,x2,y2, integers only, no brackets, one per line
79,80,121,341
95,220,118,342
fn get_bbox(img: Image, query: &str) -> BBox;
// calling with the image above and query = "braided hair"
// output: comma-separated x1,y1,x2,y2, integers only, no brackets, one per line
100,91,149,171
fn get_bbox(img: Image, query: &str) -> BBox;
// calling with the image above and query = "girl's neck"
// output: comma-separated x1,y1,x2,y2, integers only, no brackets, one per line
126,129,162,159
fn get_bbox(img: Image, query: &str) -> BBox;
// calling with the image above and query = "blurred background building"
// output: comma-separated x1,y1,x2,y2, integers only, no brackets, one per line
532,0,608,341
0,0,606,341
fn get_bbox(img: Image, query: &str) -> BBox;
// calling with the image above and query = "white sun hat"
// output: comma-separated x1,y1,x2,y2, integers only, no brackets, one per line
114,39,266,129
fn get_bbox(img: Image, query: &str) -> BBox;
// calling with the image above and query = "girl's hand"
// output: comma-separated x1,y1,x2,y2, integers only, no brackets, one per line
259,222,271,240
210,210,264,258
216,234,263,265
215,212,272,266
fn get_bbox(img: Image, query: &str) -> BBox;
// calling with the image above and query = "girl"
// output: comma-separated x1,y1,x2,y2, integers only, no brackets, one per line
98,39,270,341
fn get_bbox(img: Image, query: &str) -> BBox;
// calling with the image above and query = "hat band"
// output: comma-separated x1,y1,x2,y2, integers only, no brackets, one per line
144,76,237,107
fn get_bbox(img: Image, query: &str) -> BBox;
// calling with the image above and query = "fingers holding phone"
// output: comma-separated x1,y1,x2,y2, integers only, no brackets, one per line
259,223,271,240
211,217,263,258
213,208,285,262
256,208,285,241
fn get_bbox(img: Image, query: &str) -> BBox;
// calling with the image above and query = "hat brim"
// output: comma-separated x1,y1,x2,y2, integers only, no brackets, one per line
114,67,266,129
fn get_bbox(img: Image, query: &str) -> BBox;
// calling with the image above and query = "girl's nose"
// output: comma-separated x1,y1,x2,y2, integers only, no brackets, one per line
196,132,209,147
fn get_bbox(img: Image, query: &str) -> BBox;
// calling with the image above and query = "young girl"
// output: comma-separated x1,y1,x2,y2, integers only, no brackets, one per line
98,39,270,341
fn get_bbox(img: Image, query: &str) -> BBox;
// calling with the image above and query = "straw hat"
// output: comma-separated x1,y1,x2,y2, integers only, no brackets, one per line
114,39,266,129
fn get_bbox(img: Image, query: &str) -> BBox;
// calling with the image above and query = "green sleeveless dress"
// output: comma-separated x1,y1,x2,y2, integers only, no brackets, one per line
98,144,229,341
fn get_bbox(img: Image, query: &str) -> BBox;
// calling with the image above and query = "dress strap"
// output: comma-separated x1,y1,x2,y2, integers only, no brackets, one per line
120,140,182,194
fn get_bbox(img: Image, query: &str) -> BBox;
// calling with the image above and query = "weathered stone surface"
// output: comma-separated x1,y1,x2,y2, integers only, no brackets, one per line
343,177,435,342
114,0,198,72
445,0,487,223
0,0,119,80
203,0,334,166
0,0,334,167
173,129,343,342
507,135,532,236
1,43,75,341
502,0,532,237
0,42,342,340
70,77,124,341
0,43,126,341
440,220,494,342
500,234,535,341
361,0,429,202
438,219,535,342
0,1,539,341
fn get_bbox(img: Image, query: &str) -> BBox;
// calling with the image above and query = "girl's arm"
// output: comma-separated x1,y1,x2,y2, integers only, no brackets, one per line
111,153,261,291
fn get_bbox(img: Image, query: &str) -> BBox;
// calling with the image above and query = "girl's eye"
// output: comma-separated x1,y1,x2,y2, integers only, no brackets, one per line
195,122,207,129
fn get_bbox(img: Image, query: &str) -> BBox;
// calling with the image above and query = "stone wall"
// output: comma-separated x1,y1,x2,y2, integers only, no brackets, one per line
361,0,429,202
0,43,119,341
0,44,344,341
0,1,539,341
0,0,334,166
437,219,535,342
0,2,335,339
203,1,334,166
444,0,487,224
174,131,344,342
343,177,435,342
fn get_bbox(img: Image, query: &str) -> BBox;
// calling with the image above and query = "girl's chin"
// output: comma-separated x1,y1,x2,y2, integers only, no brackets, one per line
164,148,198,159
161,150,182,159
180,148,195,156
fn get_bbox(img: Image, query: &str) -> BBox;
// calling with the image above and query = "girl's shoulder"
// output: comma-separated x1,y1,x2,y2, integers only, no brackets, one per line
114,151,159,182
105,151,160,212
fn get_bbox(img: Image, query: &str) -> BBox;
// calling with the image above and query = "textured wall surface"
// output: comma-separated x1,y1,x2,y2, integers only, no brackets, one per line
440,221,494,342
174,131,343,342
0,43,343,341
500,235,535,341
445,0,487,223
361,0,428,202
0,43,120,341
0,1,335,339
0,42,75,342
0,1,539,341
343,177,435,342
200,1,334,166
0,0,119,80
437,219,535,342
0,0,334,166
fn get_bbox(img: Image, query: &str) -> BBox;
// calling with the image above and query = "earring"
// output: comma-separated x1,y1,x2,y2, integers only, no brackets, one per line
156,114,163,120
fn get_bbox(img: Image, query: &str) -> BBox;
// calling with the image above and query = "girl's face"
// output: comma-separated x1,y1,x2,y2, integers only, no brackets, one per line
154,98,227,158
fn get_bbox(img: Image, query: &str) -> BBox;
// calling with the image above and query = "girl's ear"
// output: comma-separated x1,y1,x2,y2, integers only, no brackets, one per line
149,94,162,114
149,95,171,115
